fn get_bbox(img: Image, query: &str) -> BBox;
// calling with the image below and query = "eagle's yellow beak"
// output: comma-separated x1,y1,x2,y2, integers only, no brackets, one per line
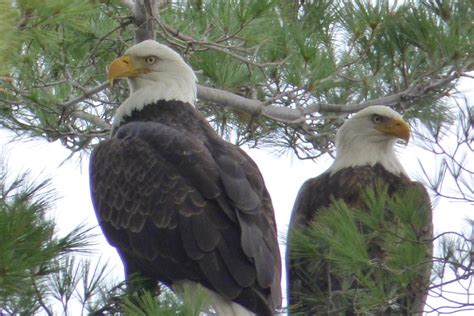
380,118,411,143
107,55,142,87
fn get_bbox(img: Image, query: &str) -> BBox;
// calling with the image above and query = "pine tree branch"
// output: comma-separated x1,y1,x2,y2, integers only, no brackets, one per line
197,85,303,122
197,68,465,123
58,82,110,131
156,19,288,67
62,82,109,110
23,66,467,134
31,274,54,316
73,111,111,130
132,0,158,43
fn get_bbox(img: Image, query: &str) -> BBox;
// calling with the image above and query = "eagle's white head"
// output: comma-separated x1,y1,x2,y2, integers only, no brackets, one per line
329,105,410,176
107,40,197,126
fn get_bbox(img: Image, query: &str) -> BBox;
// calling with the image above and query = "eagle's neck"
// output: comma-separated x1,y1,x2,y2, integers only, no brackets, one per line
328,133,408,177
112,73,196,128
111,99,212,139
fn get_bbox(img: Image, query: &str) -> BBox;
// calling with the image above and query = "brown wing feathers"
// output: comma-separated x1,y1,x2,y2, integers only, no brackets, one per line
90,108,280,315
97,41,280,314
216,154,262,213
286,164,432,314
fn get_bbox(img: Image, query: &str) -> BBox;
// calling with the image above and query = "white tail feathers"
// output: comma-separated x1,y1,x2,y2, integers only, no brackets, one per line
206,289,256,316
174,280,256,316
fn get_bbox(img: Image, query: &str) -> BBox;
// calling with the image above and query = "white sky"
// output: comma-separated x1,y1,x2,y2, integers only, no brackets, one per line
1,120,472,314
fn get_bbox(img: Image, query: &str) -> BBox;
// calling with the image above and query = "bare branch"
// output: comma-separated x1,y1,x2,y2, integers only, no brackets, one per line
156,20,288,68
62,82,109,110
197,85,304,122
72,111,110,131
133,0,158,43
197,68,465,123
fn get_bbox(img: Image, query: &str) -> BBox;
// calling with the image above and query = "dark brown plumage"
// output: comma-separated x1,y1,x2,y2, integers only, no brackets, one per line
286,106,433,315
287,164,432,315
90,100,281,315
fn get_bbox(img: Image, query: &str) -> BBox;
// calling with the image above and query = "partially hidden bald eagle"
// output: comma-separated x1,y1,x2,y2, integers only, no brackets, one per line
89,40,281,316
286,106,433,315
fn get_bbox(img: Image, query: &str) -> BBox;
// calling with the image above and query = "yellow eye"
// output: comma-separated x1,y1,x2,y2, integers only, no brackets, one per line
145,56,157,64
372,114,382,124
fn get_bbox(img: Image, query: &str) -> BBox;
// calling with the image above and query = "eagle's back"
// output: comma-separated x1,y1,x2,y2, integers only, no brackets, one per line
90,100,281,315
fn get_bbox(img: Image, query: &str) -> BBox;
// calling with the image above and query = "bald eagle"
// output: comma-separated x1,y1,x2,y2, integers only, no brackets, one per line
286,106,433,315
89,40,281,316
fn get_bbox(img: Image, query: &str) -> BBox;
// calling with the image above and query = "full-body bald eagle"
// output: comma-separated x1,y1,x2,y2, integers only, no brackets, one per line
286,106,433,315
89,40,281,316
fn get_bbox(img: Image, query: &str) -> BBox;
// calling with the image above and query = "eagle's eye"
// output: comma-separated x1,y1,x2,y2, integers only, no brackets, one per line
372,114,383,124
145,56,157,64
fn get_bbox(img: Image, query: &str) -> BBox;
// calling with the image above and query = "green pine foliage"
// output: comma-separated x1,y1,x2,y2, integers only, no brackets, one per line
289,184,433,314
0,0,129,150
121,285,211,316
0,161,95,314
0,0,471,155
